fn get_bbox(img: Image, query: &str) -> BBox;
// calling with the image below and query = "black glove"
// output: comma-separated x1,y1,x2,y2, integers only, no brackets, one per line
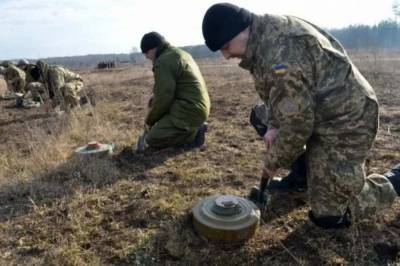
250,107,268,137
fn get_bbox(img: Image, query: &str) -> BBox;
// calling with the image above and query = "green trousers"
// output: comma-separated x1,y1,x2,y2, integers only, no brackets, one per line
145,115,197,149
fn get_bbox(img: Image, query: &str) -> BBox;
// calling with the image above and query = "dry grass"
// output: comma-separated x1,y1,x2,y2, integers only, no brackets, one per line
0,53,399,265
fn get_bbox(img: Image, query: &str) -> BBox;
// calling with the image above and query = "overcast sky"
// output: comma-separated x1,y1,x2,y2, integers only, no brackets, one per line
0,0,396,60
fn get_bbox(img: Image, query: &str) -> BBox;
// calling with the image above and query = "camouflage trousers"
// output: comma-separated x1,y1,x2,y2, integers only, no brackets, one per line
253,101,397,220
26,81,83,107
6,78,26,94
26,82,46,101
145,115,197,149
58,80,83,107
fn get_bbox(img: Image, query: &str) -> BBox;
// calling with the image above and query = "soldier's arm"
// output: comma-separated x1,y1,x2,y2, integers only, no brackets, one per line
264,64,314,170
145,60,179,126
63,68,82,82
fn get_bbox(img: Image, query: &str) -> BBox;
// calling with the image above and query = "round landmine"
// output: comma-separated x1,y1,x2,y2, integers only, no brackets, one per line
192,194,260,241
74,141,114,157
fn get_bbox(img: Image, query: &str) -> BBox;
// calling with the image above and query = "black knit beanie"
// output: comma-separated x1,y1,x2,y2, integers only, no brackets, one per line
202,3,252,52
140,32,166,53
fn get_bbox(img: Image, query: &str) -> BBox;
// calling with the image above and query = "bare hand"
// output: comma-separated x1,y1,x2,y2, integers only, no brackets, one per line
263,128,278,150
144,123,151,133
262,165,276,179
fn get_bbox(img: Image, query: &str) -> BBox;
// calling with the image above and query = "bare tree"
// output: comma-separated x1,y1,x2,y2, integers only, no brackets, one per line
130,46,139,64
393,0,400,20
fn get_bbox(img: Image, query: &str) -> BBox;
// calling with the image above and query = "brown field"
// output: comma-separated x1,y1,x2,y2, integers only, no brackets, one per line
0,51,399,265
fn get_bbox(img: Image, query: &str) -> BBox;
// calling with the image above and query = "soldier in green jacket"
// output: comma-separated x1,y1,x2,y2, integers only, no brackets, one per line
202,3,398,229
138,32,210,150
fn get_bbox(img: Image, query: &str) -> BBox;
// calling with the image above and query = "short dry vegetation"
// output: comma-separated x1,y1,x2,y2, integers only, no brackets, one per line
0,52,399,265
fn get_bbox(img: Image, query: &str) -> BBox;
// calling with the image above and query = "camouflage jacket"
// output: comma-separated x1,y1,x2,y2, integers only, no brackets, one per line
4,65,26,92
48,65,82,91
239,14,378,170
24,64,41,84
146,43,210,130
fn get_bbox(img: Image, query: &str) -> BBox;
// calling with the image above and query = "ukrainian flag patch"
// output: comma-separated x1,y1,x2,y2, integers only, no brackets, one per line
272,64,288,75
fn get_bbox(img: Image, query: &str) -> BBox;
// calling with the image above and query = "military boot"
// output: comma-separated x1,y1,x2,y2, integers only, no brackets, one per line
181,123,208,149
267,153,307,191
193,122,208,147
384,163,400,196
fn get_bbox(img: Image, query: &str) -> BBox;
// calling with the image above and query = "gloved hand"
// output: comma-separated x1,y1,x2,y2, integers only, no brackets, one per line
250,106,268,137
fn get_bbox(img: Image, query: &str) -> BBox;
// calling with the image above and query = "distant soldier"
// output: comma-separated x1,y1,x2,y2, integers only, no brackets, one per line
1,61,26,94
33,60,84,110
17,59,37,85
17,60,46,102
202,3,398,229
138,32,210,150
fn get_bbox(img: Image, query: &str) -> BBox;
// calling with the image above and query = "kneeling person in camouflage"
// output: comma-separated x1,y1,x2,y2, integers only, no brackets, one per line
1,61,26,95
138,32,210,150
33,60,83,110
202,3,398,229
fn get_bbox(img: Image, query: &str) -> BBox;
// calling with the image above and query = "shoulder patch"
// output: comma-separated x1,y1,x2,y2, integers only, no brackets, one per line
272,64,288,76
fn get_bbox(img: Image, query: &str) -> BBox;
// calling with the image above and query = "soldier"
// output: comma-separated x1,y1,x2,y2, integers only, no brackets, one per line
33,60,83,110
138,32,210,150
202,3,398,229
1,61,26,94
17,60,46,103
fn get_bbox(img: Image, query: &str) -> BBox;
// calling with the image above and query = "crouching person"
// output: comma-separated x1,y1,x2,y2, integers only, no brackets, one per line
202,3,398,229
1,61,26,95
139,32,210,150
35,60,83,111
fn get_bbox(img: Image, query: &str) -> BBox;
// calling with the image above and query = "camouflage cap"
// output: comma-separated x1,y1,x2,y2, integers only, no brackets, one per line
17,59,29,66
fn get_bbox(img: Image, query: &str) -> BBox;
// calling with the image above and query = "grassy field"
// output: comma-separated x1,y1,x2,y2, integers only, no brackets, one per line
0,52,399,265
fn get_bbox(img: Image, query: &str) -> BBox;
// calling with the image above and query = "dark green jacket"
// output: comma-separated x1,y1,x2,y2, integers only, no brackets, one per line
145,43,210,130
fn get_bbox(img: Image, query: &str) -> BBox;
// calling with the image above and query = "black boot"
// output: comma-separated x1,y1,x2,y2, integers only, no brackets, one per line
193,122,208,147
309,209,351,229
180,123,208,149
384,163,400,196
267,153,307,191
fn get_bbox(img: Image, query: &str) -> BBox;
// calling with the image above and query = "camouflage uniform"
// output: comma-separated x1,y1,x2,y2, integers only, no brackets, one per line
24,64,45,101
26,82,47,101
48,66,83,107
36,61,83,108
4,65,26,93
240,14,397,220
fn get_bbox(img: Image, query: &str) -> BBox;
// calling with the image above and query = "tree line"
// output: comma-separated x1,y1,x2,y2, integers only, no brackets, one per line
33,17,400,69
329,20,400,49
